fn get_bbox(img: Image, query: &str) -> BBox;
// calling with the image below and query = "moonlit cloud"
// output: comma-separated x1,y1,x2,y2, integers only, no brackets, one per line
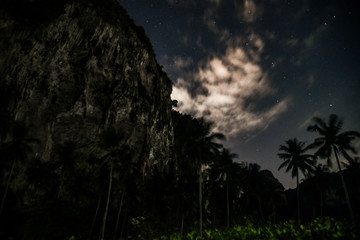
241,0,264,23
287,38,299,48
304,25,326,47
203,6,220,34
171,41,291,138
307,74,315,87
294,25,327,66
159,55,195,80
173,56,194,70
171,84,197,113
171,2,290,138
298,112,319,130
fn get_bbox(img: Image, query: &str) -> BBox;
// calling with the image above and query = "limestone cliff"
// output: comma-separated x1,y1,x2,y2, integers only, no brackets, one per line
0,0,173,169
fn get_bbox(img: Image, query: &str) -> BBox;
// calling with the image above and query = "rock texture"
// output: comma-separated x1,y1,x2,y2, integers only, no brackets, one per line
0,0,173,169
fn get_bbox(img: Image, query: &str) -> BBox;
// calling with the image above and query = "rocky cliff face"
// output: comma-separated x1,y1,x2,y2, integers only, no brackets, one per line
0,0,173,169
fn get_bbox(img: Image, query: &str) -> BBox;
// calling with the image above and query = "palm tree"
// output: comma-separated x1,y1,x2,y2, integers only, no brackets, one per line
241,163,277,222
307,114,360,222
26,156,60,200
97,125,128,240
207,148,238,227
172,111,200,235
247,164,265,220
186,118,225,237
303,163,330,218
218,149,238,227
264,177,286,223
53,141,79,199
0,81,14,144
278,138,315,224
0,121,39,217
0,112,10,144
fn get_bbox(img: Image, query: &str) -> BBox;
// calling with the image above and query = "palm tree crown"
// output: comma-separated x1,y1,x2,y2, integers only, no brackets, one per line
278,138,315,224
307,114,360,167
278,138,315,178
189,118,225,165
307,114,360,222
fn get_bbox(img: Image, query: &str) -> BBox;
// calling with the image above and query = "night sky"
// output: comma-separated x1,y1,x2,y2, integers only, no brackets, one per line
118,0,360,188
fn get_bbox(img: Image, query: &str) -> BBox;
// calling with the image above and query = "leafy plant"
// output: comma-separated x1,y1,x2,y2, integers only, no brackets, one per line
158,217,358,240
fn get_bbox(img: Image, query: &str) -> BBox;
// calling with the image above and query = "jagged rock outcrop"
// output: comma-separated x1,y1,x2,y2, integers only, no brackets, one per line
0,0,173,169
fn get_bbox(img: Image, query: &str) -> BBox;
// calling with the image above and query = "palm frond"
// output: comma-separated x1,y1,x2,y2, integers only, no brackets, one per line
278,159,290,170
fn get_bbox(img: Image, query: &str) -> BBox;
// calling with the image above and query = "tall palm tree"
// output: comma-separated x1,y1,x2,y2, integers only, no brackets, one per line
207,148,238,227
187,118,225,237
0,121,39,217
0,81,14,144
264,177,286,223
97,125,128,240
278,138,315,224
240,163,264,221
242,163,279,222
53,141,79,199
218,149,238,228
303,163,330,218
307,114,360,222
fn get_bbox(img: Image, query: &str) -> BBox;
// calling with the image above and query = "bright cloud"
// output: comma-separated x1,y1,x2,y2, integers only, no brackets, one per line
171,42,291,138
297,112,319,130
173,56,193,70
304,25,326,47
241,0,264,23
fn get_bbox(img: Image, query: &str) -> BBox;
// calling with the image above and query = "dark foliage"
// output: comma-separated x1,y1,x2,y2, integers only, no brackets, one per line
0,111,359,239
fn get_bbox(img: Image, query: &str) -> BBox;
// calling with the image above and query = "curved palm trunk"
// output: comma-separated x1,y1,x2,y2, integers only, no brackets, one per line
296,167,300,225
89,196,101,239
333,148,354,222
100,164,113,240
199,164,203,238
180,210,184,237
179,198,184,237
0,159,15,217
257,196,264,222
120,210,127,239
272,202,276,223
113,191,125,240
320,192,323,218
226,181,229,228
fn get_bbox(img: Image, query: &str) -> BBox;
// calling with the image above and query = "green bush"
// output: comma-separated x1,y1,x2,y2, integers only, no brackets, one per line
157,217,358,240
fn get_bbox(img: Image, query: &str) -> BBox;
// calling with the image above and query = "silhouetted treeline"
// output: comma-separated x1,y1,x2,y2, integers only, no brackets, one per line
0,110,359,239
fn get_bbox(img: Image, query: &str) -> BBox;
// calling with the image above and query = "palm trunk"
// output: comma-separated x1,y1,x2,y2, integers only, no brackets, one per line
120,210,127,239
257,196,264,222
0,159,15,217
113,191,125,240
199,164,203,238
334,148,354,222
100,164,113,240
180,211,184,237
296,167,300,225
179,199,184,237
320,192,323,218
272,202,276,223
226,181,229,228
89,196,101,239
